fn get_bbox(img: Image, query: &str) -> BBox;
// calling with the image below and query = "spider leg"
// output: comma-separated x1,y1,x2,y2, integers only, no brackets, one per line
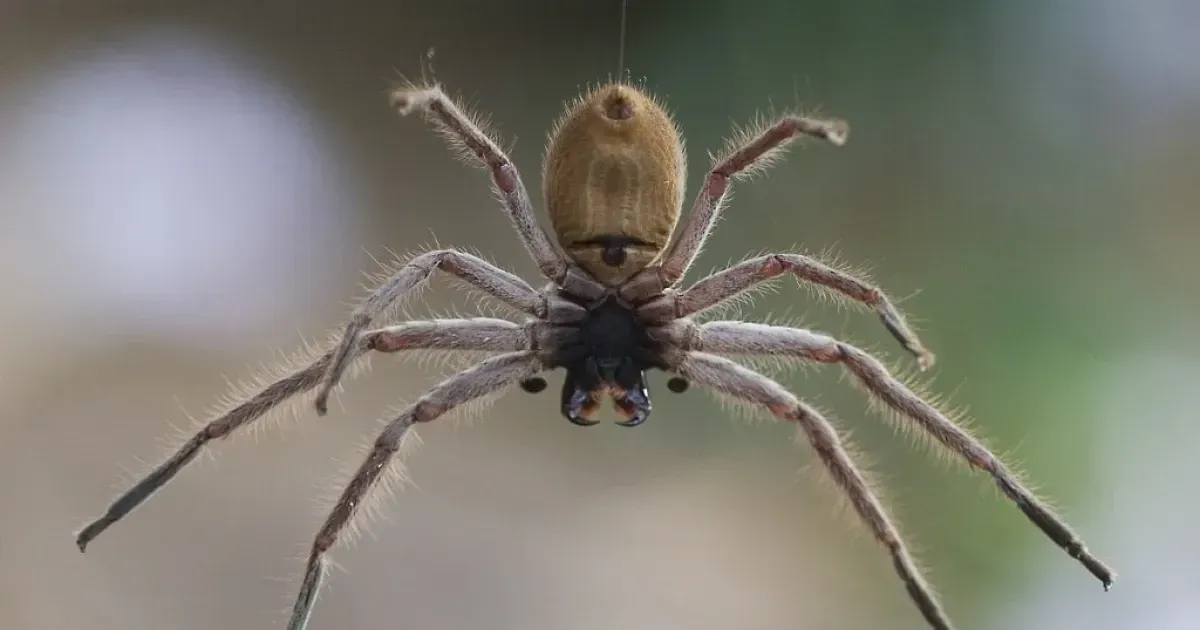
673,253,934,369
658,112,848,286
75,318,530,552
695,320,1115,588
315,249,542,414
288,352,540,630
391,83,568,283
679,351,952,630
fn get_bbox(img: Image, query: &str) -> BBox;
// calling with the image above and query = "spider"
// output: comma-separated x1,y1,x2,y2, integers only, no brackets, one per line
75,80,1114,630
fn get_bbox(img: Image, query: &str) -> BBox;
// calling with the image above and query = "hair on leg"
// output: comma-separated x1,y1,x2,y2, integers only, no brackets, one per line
674,253,934,369
680,351,952,630
288,352,540,630
75,318,530,552
316,249,542,415
694,320,1114,588
658,112,849,286
365,317,531,353
391,83,568,283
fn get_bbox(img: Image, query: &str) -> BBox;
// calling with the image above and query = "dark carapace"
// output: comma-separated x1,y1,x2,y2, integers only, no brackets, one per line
522,294,684,427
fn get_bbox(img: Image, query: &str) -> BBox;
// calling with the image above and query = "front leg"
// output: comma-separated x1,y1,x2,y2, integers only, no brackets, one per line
392,84,569,283
671,253,934,369
316,249,543,414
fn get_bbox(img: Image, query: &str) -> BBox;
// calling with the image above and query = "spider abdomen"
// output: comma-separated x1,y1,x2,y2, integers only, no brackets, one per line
543,83,687,286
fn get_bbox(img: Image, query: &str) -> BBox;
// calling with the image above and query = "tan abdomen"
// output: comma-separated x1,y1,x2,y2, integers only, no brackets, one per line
543,83,687,286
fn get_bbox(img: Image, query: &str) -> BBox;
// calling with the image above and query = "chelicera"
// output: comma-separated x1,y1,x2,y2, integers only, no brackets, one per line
76,80,1114,630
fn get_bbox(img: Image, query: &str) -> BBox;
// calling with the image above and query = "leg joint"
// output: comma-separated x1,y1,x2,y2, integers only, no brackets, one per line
364,330,392,352
313,531,336,554
815,341,848,364
635,292,677,324
492,162,518,193
760,254,788,279
413,399,448,423
862,286,883,307
704,171,730,196
203,420,232,440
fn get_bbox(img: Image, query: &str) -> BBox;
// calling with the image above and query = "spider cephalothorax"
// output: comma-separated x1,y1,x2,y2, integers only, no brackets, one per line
542,293,668,427
76,80,1114,630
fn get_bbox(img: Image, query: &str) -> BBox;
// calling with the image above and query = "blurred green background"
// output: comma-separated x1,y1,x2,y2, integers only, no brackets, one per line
1,1,1196,629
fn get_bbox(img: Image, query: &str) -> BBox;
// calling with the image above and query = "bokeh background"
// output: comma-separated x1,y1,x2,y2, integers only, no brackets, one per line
2,1,1197,629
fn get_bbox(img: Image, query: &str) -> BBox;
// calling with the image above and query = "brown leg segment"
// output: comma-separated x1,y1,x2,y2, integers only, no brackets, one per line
675,253,934,369
696,320,1114,588
658,113,848,286
288,352,539,630
680,351,952,630
75,319,530,552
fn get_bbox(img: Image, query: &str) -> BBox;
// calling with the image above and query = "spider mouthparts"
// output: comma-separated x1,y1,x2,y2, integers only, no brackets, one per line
568,415,601,427
563,384,601,426
559,362,654,427
613,384,651,427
